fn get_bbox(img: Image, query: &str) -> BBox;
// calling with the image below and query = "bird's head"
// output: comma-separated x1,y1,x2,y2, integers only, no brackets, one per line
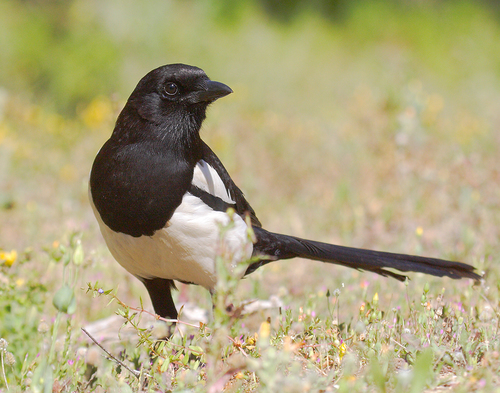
124,64,233,126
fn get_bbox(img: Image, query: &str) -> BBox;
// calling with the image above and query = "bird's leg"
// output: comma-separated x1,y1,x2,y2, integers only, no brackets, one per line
141,277,178,339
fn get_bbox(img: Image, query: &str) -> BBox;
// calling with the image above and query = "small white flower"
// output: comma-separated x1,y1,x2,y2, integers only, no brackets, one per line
0,338,7,351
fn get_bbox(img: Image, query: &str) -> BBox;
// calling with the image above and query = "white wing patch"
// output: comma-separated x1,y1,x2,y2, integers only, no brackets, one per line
89,186,252,291
192,160,234,204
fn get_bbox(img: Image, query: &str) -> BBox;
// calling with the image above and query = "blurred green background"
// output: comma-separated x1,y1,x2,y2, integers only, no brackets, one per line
0,0,498,322
2,0,500,114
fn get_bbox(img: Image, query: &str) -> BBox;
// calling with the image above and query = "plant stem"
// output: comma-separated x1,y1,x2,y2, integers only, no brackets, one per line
48,312,62,364
1,351,9,391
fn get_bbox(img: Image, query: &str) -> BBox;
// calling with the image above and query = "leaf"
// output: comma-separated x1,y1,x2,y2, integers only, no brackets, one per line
409,348,434,393
368,354,386,393
30,360,53,393
188,345,204,355
160,358,170,373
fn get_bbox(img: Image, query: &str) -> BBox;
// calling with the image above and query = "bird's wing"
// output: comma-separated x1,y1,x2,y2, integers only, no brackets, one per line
200,141,262,227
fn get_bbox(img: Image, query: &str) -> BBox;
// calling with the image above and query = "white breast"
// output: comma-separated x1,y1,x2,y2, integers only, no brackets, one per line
89,160,252,291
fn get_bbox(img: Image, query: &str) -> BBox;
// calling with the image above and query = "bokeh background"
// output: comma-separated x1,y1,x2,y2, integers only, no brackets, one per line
0,0,499,376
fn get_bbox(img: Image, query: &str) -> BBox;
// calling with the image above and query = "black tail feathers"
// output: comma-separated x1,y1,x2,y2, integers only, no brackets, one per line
248,227,481,282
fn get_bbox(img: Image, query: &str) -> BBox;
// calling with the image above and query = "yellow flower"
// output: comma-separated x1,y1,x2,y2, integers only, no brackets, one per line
258,321,270,339
80,96,113,129
338,341,347,360
0,250,17,267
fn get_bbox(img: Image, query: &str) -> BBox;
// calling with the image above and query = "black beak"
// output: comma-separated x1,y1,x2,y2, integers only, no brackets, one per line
197,80,233,102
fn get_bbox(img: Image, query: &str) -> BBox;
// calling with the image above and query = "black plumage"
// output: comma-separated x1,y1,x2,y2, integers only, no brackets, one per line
89,64,480,323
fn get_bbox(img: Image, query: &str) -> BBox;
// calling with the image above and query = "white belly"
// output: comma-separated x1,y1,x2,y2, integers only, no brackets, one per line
90,191,252,291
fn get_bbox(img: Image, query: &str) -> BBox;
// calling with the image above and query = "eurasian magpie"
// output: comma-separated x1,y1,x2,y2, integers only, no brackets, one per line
89,64,480,322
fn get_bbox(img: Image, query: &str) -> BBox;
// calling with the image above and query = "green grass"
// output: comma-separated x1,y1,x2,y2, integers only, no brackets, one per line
0,0,499,391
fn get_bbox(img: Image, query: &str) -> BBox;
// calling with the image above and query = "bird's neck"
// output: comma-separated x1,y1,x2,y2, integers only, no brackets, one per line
113,106,204,165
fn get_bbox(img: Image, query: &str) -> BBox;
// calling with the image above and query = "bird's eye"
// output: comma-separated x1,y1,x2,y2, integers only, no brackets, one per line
163,82,178,96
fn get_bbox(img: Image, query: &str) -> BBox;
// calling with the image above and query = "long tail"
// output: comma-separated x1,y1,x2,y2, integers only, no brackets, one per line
247,227,481,281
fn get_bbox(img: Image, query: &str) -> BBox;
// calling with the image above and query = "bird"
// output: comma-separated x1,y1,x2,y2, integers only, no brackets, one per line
89,63,481,323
